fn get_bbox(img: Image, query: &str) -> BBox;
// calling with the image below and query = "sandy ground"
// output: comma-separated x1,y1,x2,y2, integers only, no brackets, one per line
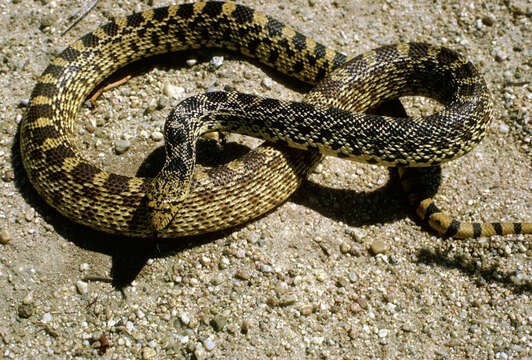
0,0,530,359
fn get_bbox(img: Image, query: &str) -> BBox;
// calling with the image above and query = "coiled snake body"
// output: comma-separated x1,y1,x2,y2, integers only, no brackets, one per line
21,2,531,238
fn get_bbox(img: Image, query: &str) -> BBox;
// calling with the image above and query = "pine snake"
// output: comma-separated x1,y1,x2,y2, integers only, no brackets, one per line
21,1,531,238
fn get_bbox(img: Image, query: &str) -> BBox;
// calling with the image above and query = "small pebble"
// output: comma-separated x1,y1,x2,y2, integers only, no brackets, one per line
202,338,215,351
163,82,184,99
348,272,358,282
79,263,90,272
42,312,53,323
350,302,362,313
370,239,388,254
235,270,250,280
481,14,495,26
261,77,273,89
114,139,131,154
142,347,156,360
194,344,206,360
300,304,313,316
210,315,227,331
241,320,251,333
499,123,509,133
208,56,224,71
151,131,164,141
76,280,89,295
279,294,296,306
340,242,351,254
0,228,11,244
259,263,272,273
186,58,197,67
18,303,34,318
179,312,190,326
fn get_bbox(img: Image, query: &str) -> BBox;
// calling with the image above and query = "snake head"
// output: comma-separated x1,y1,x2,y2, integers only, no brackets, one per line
147,156,193,232
146,175,189,232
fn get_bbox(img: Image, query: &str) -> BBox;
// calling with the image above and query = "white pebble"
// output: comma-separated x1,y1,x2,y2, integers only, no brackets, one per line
151,131,164,141
179,311,190,326
79,263,90,272
261,77,273,89
378,328,389,338
76,280,88,295
163,82,185,99
210,56,224,69
42,312,53,323
203,338,215,351
499,123,509,133
186,59,197,67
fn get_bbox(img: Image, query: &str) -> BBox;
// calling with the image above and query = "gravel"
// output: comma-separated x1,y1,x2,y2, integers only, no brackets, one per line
0,0,530,358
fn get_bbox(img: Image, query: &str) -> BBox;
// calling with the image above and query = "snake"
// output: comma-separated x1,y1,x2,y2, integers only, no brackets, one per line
21,1,531,239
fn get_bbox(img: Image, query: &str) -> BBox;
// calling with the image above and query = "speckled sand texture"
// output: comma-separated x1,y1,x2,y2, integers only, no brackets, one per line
0,0,530,359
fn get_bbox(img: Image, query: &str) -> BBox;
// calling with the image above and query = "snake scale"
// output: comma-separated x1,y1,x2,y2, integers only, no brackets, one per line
21,1,531,238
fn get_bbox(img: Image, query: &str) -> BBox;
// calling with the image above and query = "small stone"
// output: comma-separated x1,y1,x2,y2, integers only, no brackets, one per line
300,304,313,316
378,329,388,338
151,131,164,142
114,139,131,154
202,338,215,351
494,50,507,62
179,312,190,326
241,320,251,333
210,315,226,331
142,347,156,360
481,14,496,26
42,312,53,323
348,272,358,282
80,263,90,272
24,209,34,222
259,264,272,273
163,82,185,99
186,58,197,67
279,294,296,306
76,280,89,295
340,242,351,254
336,278,348,288
194,344,206,360
18,303,34,318
208,56,224,71
370,239,388,255
350,302,362,313
261,77,273,89
235,270,250,280
0,229,11,244
499,123,509,133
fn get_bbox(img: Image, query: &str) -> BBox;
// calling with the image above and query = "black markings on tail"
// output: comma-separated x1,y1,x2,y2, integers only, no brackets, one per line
492,222,503,235
472,223,482,238
445,219,460,237
424,202,440,218
513,223,522,234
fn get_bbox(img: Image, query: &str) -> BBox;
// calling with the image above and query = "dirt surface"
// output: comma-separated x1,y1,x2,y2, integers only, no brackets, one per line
0,0,531,359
